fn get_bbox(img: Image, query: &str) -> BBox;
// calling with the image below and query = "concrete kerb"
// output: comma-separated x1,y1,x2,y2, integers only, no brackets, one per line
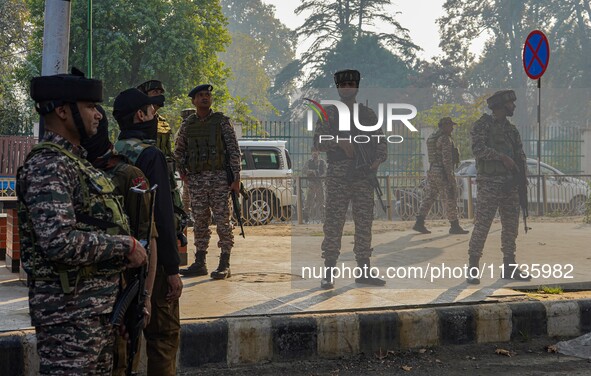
2,299,590,375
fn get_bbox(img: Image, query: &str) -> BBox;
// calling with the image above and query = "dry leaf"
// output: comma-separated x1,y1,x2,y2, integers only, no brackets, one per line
545,345,558,353
401,365,412,371
495,348,516,357
435,359,442,363
418,348,427,354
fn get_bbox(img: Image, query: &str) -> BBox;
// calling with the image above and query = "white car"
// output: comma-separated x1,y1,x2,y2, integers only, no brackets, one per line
239,140,295,225
455,159,590,215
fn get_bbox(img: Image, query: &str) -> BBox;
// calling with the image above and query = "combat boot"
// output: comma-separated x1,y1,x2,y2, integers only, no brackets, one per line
502,256,531,281
180,251,208,276
320,260,337,289
355,258,386,286
466,256,481,285
449,220,469,234
412,215,431,234
211,253,231,280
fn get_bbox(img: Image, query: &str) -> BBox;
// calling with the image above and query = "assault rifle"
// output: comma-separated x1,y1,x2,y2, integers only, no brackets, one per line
354,143,388,213
515,162,531,233
226,164,246,238
111,183,158,376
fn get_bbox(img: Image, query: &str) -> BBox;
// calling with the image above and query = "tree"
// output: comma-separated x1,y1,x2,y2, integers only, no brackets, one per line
220,0,296,120
292,0,419,87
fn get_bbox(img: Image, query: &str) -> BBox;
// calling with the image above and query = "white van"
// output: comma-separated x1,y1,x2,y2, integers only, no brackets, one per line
238,140,295,225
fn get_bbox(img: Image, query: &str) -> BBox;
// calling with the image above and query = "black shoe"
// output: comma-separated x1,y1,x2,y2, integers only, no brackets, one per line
211,253,231,280
320,266,335,289
180,262,208,276
466,256,480,284
466,276,480,285
413,216,431,234
449,220,469,234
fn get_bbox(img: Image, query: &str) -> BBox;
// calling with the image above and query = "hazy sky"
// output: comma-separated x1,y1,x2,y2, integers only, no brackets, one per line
260,0,473,61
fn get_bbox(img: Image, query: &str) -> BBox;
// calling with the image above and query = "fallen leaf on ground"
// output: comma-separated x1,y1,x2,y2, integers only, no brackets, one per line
495,348,516,357
418,348,427,354
401,365,412,371
545,345,558,353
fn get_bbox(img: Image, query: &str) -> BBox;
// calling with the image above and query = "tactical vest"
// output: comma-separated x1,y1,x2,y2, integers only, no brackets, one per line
114,138,186,233
427,129,443,166
476,117,517,176
156,114,172,157
17,142,130,293
183,112,226,172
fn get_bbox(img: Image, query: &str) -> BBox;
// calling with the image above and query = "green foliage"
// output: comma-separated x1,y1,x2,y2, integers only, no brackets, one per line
220,0,296,120
285,0,418,89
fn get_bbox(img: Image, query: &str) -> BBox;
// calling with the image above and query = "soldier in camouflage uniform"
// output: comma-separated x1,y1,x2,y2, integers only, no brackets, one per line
137,80,189,247
466,90,531,284
113,88,183,376
314,69,387,289
413,117,469,235
81,106,158,376
17,70,147,375
175,84,241,280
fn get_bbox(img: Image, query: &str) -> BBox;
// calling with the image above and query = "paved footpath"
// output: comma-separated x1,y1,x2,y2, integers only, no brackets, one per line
1,220,590,374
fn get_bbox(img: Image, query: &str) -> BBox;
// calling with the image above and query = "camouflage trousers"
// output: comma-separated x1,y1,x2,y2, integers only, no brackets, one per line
36,314,114,375
322,175,374,262
304,181,324,220
144,266,181,376
187,171,233,254
418,168,458,221
468,179,520,259
181,178,192,215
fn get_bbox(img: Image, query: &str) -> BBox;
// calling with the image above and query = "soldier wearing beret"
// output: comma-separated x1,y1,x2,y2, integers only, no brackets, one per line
17,69,147,374
113,88,183,375
175,84,241,280
413,117,468,235
313,69,387,289
466,90,531,284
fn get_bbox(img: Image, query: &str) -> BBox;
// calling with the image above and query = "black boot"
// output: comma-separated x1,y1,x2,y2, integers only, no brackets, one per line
211,253,231,280
355,258,386,286
412,215,431,234
466,256,480,285
449,220,469,235
502,256,532,281
180,251,208,276
320,260,336,289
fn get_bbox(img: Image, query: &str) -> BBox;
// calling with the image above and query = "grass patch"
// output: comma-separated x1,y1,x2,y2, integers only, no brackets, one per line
537,285,563,294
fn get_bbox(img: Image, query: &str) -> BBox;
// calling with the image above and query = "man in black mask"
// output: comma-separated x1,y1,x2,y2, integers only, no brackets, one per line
113,88,182,376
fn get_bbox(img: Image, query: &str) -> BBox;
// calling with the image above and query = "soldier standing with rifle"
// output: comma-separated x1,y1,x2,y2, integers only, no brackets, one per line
466,90,531,284
17,70,147,374
314,69,387,289
81,107,158,376
175,84,242,280
413,117,469,235
113,88,182,376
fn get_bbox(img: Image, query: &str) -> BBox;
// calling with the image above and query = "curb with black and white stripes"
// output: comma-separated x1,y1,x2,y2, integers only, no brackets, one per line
2,299,591,375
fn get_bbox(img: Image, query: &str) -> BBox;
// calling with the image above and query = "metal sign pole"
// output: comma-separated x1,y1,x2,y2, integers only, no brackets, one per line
537,78,542,215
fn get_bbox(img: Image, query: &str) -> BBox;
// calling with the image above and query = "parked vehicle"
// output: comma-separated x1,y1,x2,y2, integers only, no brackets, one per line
392,177,463,221
238,140,295,225
456,159,590,215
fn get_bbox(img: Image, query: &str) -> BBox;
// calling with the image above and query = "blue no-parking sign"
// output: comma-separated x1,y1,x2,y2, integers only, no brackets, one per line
523,30,550,79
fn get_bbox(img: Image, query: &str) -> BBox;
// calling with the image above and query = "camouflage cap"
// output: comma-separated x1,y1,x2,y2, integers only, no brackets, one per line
30,67,103,112
438,117,457,128
180,108,196,119
137,80,165,94
487,90,516,109
334,69,361,86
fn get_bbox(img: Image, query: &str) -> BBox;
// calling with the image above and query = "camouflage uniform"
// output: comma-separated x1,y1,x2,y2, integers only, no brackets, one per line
18,133,132,375
81,113,158,376
414,117,467,234
314,104,386,263
113,88,181,376
175,105,241,278
180,108,196,219
466,90,529,284
303,155,326,221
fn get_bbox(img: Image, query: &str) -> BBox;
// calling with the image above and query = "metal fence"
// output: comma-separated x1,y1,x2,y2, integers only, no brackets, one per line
229,175,591,226
521,126,584,174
